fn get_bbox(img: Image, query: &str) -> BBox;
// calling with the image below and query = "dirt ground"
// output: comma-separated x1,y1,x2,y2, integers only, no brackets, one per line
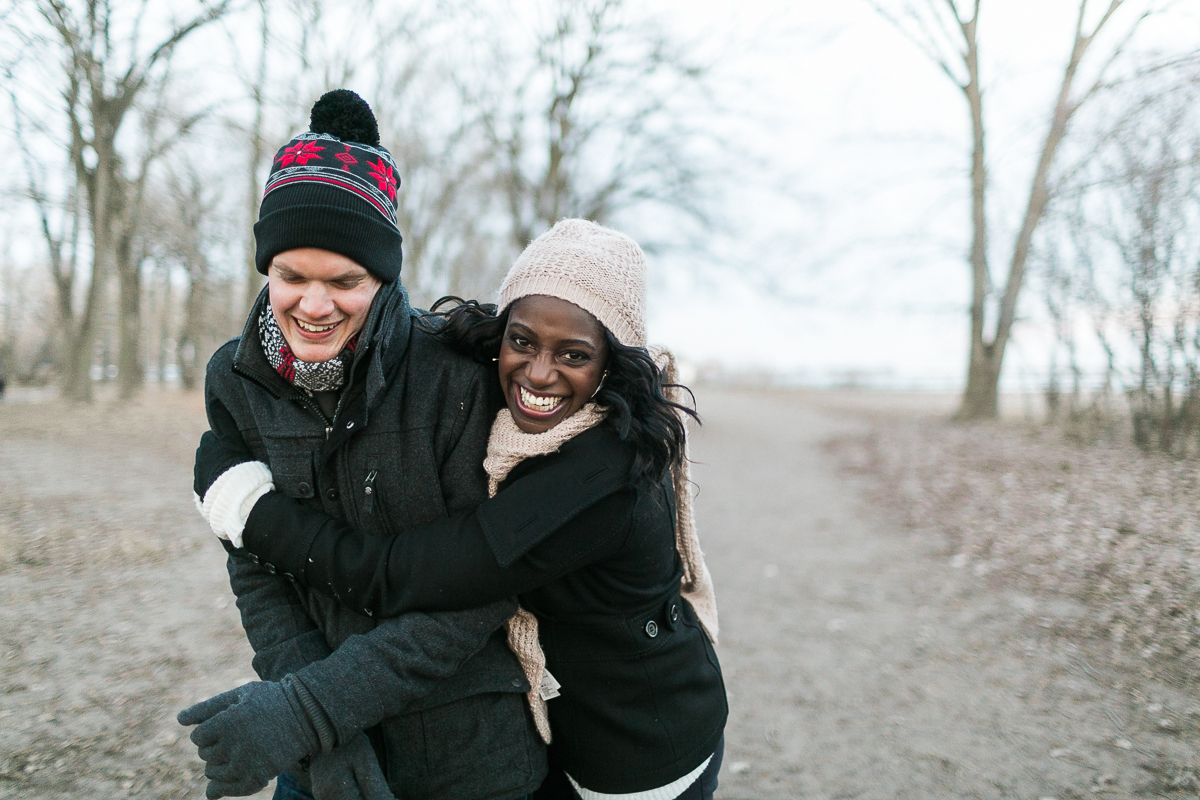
1,386,1197,799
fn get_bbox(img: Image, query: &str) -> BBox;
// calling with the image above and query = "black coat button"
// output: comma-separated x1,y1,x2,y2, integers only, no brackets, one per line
645,620,659,638
670,603,680,623
511,678,523,688
326,487,339,501
264,563,277,575
297,482,312,495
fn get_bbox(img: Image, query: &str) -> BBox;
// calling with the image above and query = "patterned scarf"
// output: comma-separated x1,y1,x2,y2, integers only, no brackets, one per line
259,305,359,392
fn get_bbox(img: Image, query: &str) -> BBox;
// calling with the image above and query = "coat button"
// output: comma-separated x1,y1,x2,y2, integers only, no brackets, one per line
264,563,277,575
297,482,312,495
670,603,680,623
346,421,355,429
645,620,659,638
326,487,339,501
511,678,523,688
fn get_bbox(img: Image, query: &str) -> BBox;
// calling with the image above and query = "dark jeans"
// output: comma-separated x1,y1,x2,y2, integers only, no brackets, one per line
273,772,536,800
532,736,724,800
668,737,723,800
273,774,314,800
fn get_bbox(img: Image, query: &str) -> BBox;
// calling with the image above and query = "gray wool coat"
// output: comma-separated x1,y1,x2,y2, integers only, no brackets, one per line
201,283,545,800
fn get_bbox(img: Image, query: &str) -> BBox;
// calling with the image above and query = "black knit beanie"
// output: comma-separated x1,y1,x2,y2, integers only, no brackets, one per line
254,90,403,283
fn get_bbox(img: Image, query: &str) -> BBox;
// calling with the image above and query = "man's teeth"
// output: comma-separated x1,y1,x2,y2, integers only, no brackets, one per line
519,386,563,412
296,319,338,333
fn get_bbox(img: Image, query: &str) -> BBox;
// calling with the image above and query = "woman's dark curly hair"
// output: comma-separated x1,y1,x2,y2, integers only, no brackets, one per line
419,297,698,483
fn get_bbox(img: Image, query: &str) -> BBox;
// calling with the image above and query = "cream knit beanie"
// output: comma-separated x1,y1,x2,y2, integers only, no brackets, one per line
498,219,647,347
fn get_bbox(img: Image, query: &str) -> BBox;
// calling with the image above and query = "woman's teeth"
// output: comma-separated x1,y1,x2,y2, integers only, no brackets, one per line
519,385,563,413
296,319,338,333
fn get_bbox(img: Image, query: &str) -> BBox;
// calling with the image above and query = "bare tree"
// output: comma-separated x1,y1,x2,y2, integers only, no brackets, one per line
870,0,1158,418
111,75,211,397
228,0,272,319
9,0,230,401
159,165,223,390
1039,64,1200,452
470,0,715,253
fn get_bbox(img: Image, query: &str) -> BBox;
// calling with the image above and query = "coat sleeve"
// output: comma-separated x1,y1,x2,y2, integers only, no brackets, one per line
202,372,334,681
290,599,519,747
241,474,636,617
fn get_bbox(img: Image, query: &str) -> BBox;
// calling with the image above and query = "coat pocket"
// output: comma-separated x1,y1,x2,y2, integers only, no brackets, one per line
264,447,316,500
348,427,446,530
381,692,544,798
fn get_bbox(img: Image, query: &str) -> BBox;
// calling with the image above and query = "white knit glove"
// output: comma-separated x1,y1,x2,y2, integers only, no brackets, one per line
193,461,275,549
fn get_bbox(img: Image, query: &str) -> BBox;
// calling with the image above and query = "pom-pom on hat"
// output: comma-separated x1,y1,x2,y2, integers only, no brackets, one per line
254,89,403,283
498,219,647,347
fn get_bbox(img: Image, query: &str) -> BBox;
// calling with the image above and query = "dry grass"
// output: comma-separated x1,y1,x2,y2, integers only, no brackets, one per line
829,415,1200,684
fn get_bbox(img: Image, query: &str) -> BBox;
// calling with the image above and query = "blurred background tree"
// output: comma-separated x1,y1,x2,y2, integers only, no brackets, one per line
1,0,1200,460
0,0,723,395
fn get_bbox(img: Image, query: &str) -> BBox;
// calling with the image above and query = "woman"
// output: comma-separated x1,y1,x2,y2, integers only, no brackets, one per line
197,219,727,799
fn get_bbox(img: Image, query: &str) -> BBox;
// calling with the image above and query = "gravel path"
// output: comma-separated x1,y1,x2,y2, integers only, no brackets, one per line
695,387,1198,799
0,394,271,799
1,387,1195,799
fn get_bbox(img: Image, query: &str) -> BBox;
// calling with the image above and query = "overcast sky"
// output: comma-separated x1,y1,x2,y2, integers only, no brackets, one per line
4,0,1196,391
643,0,1199,389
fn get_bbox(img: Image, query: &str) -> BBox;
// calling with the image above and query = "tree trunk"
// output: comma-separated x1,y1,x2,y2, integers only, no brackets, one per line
61,140,115,402
961,345,1000,418
179,260,206,392
116,228,143,399
956,9,993,421
244,0,270,319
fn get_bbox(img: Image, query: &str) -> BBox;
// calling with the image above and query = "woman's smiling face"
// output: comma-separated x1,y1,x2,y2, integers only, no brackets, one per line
499,295,609,434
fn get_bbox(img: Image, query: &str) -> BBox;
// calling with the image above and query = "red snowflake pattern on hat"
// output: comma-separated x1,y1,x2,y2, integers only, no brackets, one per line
367,158,398,201
335,145,358,171
277,141,325,167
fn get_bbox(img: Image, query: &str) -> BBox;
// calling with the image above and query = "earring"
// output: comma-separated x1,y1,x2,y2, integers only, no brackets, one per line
591,370,609,398
492,357,499,362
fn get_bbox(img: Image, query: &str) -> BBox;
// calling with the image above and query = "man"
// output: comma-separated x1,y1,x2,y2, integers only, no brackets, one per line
180,90,545,800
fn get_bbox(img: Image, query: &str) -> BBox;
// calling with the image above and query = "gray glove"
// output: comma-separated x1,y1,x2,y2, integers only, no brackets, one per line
177,679,324,799
309,733,396,800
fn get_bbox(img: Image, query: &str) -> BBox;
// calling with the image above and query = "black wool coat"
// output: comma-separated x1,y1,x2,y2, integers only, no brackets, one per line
226,423,729,794
200,284,545,800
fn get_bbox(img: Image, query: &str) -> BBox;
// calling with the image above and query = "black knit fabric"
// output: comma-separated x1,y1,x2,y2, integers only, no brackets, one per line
254,91,403,283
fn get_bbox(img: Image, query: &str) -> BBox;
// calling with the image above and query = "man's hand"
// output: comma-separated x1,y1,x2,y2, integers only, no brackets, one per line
310,734,396,800
178,680,319,799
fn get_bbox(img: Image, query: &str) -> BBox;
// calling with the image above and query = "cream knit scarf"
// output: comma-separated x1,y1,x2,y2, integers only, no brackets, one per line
488,352,718,746
650,346,719,646
487,403,606,744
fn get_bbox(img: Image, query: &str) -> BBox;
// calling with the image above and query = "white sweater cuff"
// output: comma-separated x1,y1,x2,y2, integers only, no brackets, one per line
199,461,275,549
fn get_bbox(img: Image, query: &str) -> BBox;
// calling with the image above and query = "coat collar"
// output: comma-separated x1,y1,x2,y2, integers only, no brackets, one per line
232,281,413,411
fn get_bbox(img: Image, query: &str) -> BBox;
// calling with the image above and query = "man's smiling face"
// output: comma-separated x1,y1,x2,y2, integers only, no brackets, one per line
267,248,382,363
268,248,381,364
